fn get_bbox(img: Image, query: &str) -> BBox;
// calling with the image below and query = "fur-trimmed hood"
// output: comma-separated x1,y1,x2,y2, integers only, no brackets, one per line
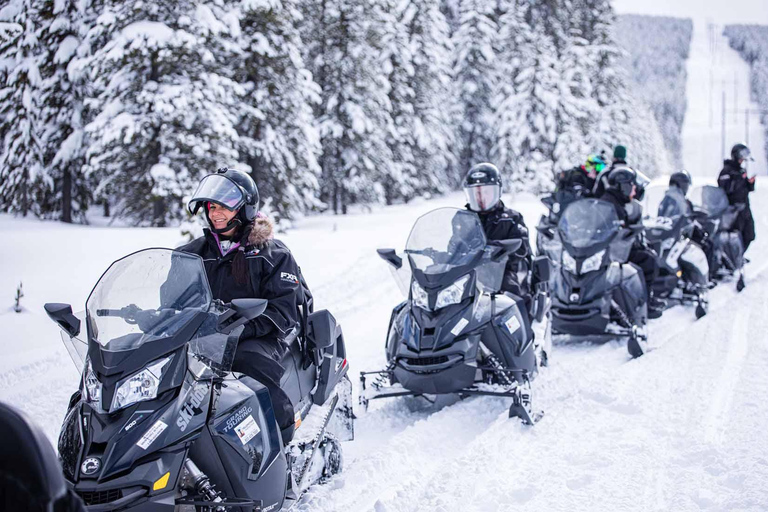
247,216,274,247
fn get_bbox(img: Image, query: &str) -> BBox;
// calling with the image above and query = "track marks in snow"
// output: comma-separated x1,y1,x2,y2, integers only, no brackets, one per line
298,396,508,512
703,306,749,445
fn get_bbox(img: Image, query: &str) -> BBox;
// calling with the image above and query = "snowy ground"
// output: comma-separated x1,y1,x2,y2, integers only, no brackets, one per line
2,17,768,511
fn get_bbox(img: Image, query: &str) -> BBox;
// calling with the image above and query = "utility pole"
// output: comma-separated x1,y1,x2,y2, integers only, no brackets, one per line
745,108,750,146
721,89,727,159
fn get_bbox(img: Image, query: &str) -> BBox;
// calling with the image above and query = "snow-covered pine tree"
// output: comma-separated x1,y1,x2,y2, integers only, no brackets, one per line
36,0,90,222
551,14,596,175
453,0,499,177
78,0,242,226
573,0,670,176
0,0,45,217
406,0,456,190
380,0,417,204
493,20,559,194
234,0,322,221
300,0,394,214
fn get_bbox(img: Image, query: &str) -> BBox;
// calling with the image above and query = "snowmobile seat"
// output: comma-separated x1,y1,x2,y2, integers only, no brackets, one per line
0,402,69,511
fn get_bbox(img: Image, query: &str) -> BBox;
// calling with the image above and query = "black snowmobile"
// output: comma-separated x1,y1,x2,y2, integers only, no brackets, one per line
691,185,746,291
360,208,551,425
44,248,354,511
645,196,710,319
549,199,649,358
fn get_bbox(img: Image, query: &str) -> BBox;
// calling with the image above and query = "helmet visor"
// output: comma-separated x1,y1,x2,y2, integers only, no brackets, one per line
189,175,244,212
465,184,500,212
737,146,755,162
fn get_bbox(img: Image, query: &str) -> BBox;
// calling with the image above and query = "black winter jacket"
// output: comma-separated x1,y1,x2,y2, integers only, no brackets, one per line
175,217,303,341
556,166,596,197
473,201,532,258
469,201,532,298
718,159,754,206
600,189,629,223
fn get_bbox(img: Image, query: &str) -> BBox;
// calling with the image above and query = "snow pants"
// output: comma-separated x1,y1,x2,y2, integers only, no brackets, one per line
233,337,294,431
737,207,756,252
629,246,659,299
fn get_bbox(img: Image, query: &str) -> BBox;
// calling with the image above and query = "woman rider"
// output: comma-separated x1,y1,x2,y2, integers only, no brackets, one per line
183,167,304,443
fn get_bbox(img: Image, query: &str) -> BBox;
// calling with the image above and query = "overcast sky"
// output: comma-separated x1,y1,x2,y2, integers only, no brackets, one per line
611,0,768,25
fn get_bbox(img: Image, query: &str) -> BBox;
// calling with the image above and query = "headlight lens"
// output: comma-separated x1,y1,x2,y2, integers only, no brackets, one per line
411,280,429,310
83,359,102,407
581,249,606,274
435,275,470,310
110,356,173,413
562,250,577,274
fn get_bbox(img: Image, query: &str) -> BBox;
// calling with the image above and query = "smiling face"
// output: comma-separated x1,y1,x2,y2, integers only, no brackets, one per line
207,202,239,236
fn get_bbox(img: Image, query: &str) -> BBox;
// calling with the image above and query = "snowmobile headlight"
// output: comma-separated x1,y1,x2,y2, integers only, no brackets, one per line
110,356,173,413
581,249,606,274
562,250,577,274
83,359,102,407
411,280,430,310
435,275,470,310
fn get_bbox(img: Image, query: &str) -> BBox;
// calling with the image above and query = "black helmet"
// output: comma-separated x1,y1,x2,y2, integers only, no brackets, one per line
606,166,637,202
463,163,502,212
731,143,754,162
188,168,260,233
669,170,692,195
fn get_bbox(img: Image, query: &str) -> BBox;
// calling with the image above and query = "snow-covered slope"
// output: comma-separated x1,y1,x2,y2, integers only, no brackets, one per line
1,181,768,509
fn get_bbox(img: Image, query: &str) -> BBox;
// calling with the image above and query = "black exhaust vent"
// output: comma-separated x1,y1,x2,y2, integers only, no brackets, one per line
561,308,591,316
405,356,449,366
78,489,123,506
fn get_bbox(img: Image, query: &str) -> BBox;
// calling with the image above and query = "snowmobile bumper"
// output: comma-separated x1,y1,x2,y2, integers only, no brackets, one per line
551,295,611,336
392,354,478,395
71,453,183,511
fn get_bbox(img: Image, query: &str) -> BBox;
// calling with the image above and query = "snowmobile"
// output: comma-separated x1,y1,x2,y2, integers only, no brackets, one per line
645,207,710,319
44,248,354,512
691,185,746,291
360,207,551,425
549,198,649,358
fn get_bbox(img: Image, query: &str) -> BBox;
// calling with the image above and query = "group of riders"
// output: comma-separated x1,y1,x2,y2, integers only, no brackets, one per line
552,143,756,318
177,143,758,435
0,143,759,511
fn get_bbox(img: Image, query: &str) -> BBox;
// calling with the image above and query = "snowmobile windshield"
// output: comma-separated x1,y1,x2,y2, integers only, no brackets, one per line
558,199,620,249
405,208,487,275
189,174,245,211
657,188,688,219
86,249,212,353
692,185,729,217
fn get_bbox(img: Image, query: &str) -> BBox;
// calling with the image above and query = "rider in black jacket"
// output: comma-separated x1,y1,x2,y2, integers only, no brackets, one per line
555,154,607,198
181,168,304,442
463,163,533,306
718,143,756,252
599,166,664,319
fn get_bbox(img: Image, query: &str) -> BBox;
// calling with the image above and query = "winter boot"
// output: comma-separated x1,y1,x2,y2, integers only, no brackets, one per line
648,292,665,319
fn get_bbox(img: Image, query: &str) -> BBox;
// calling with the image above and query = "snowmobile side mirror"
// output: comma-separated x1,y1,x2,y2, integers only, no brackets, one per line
533,256,551,283
377,248,402,269
491,239,523,261
44,303,80,337
230,298,268,321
